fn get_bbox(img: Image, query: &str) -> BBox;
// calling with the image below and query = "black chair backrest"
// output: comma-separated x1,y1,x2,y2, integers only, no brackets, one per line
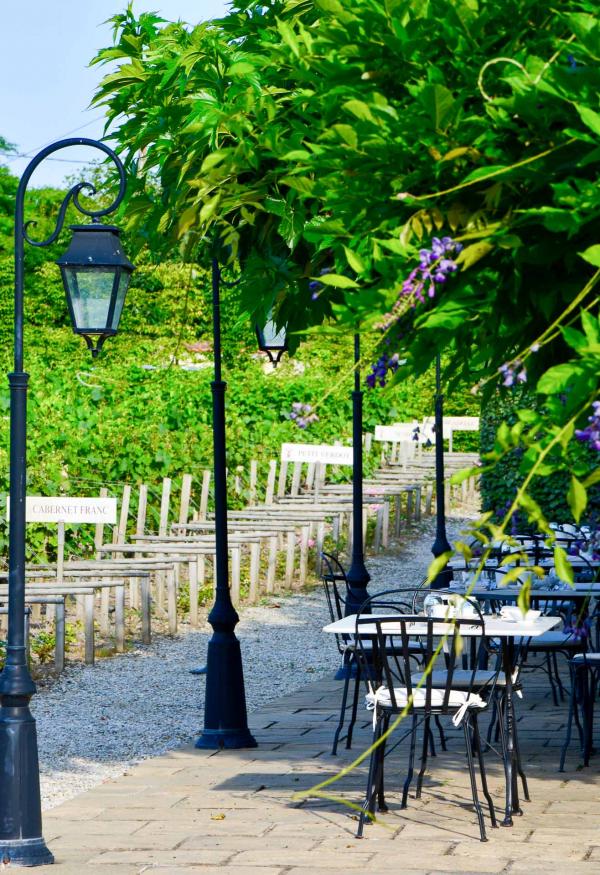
320,552,350,655
354,607,491,715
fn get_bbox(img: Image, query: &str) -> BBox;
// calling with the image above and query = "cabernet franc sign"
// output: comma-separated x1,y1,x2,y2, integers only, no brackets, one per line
6,496,117,524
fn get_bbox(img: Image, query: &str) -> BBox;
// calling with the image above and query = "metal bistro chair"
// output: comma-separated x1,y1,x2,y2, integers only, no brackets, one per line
321,556,423,756
560,651,600,771
320,552,365,754
354,604,498,842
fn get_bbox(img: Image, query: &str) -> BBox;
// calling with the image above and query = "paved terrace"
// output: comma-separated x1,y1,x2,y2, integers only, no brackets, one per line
37,667,599,875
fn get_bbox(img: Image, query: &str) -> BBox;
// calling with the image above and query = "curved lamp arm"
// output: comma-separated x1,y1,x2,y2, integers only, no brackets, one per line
14,137,127,371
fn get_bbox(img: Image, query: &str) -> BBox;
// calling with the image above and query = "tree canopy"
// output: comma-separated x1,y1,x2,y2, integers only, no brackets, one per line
92,0,599,539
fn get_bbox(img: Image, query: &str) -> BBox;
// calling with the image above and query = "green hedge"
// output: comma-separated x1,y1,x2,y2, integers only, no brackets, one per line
480,388,600,528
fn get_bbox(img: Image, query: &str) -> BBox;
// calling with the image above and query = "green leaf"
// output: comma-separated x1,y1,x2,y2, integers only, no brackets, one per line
314,0,344,12
517,580,531,614
276,18,300,56
417,84,456,130
426,551,453,584
460,166,507,185
583,469,600,488
576,104,600,138
455,241,494,270
315,273,359,289
561,326,587,352
228,61,255,77
343,246,366,274
537,363,585,394
581,311,600,345
331,125,358,148
280,176,315,194
450,465,482,485
567,476,587,524
343,99,376,123
553,547,574,586
579,244,600,268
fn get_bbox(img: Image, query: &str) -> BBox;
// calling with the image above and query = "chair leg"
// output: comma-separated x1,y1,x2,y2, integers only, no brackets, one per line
463,718,487,842
332,671,351,756
582,668,594,767
416,715,430,799
427,724,436,758
376,714,389,813
401,714,418,809
552,651,566,701
572,672,585,751
435,714,447,751
486,693,499,750
560,663,577,772
357,719,381,838
473,714,497,828
346,663,362,750
545,653,559,706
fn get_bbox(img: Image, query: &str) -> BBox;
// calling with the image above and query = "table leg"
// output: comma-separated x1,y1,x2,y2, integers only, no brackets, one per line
501,637,522,826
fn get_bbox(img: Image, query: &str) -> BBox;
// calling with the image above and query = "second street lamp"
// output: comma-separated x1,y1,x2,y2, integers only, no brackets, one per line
344,332,371,612
195,258,256,750
430,352,453,588
0,137,131,868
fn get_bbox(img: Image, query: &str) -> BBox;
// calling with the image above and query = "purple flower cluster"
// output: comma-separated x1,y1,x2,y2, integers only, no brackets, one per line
575,400,600,451
499,360,527,387
290,402,319,429
366,353,401,388
564,618,591,642
401,236,463,304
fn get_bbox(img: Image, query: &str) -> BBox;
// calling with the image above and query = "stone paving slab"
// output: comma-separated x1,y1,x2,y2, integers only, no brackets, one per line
29,667,600,873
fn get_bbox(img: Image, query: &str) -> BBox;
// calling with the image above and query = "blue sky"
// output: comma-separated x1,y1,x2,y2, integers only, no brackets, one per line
0,1,229,187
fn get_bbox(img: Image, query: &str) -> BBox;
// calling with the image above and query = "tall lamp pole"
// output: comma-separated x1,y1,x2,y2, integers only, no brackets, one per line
430,352,453,588
195,259,256,750
344,333,371,612
0,138,132,867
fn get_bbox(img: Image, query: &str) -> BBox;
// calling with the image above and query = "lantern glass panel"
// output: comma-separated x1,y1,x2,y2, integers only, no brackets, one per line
262,319,286,349
109,269,130,331
64,266,117,333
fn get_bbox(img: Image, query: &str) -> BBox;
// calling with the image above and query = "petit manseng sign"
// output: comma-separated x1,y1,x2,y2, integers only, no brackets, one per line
6,496,117,524
280,443,353,466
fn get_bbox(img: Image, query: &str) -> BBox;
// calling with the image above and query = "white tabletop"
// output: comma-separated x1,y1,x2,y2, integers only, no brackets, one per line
446,584,600,600
323,613,560,638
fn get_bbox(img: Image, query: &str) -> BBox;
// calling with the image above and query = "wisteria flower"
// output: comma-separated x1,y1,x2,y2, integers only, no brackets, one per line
499,360,527,387
575,400,600,451
289,402,319,429
401,237,463,304
366,352,401,388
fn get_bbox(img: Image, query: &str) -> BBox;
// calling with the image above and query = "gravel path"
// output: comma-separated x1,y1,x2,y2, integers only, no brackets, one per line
35,516,471,810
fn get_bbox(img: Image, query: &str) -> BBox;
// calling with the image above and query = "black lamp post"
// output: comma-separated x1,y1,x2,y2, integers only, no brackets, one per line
195,259,256,750
344,333,371,612
0,138,131,867
430,352,453,588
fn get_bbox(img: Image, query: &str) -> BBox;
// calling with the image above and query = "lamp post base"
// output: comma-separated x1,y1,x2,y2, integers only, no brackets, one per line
0,838,54,868
195,631,257,750
334,659,358,681
0,699,53,868
195,727,258,750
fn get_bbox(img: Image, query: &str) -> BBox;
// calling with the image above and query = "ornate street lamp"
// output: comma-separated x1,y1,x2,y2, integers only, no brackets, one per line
256,317,288,366
56,224,133,357
195,258,256,750
0,138,131,867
